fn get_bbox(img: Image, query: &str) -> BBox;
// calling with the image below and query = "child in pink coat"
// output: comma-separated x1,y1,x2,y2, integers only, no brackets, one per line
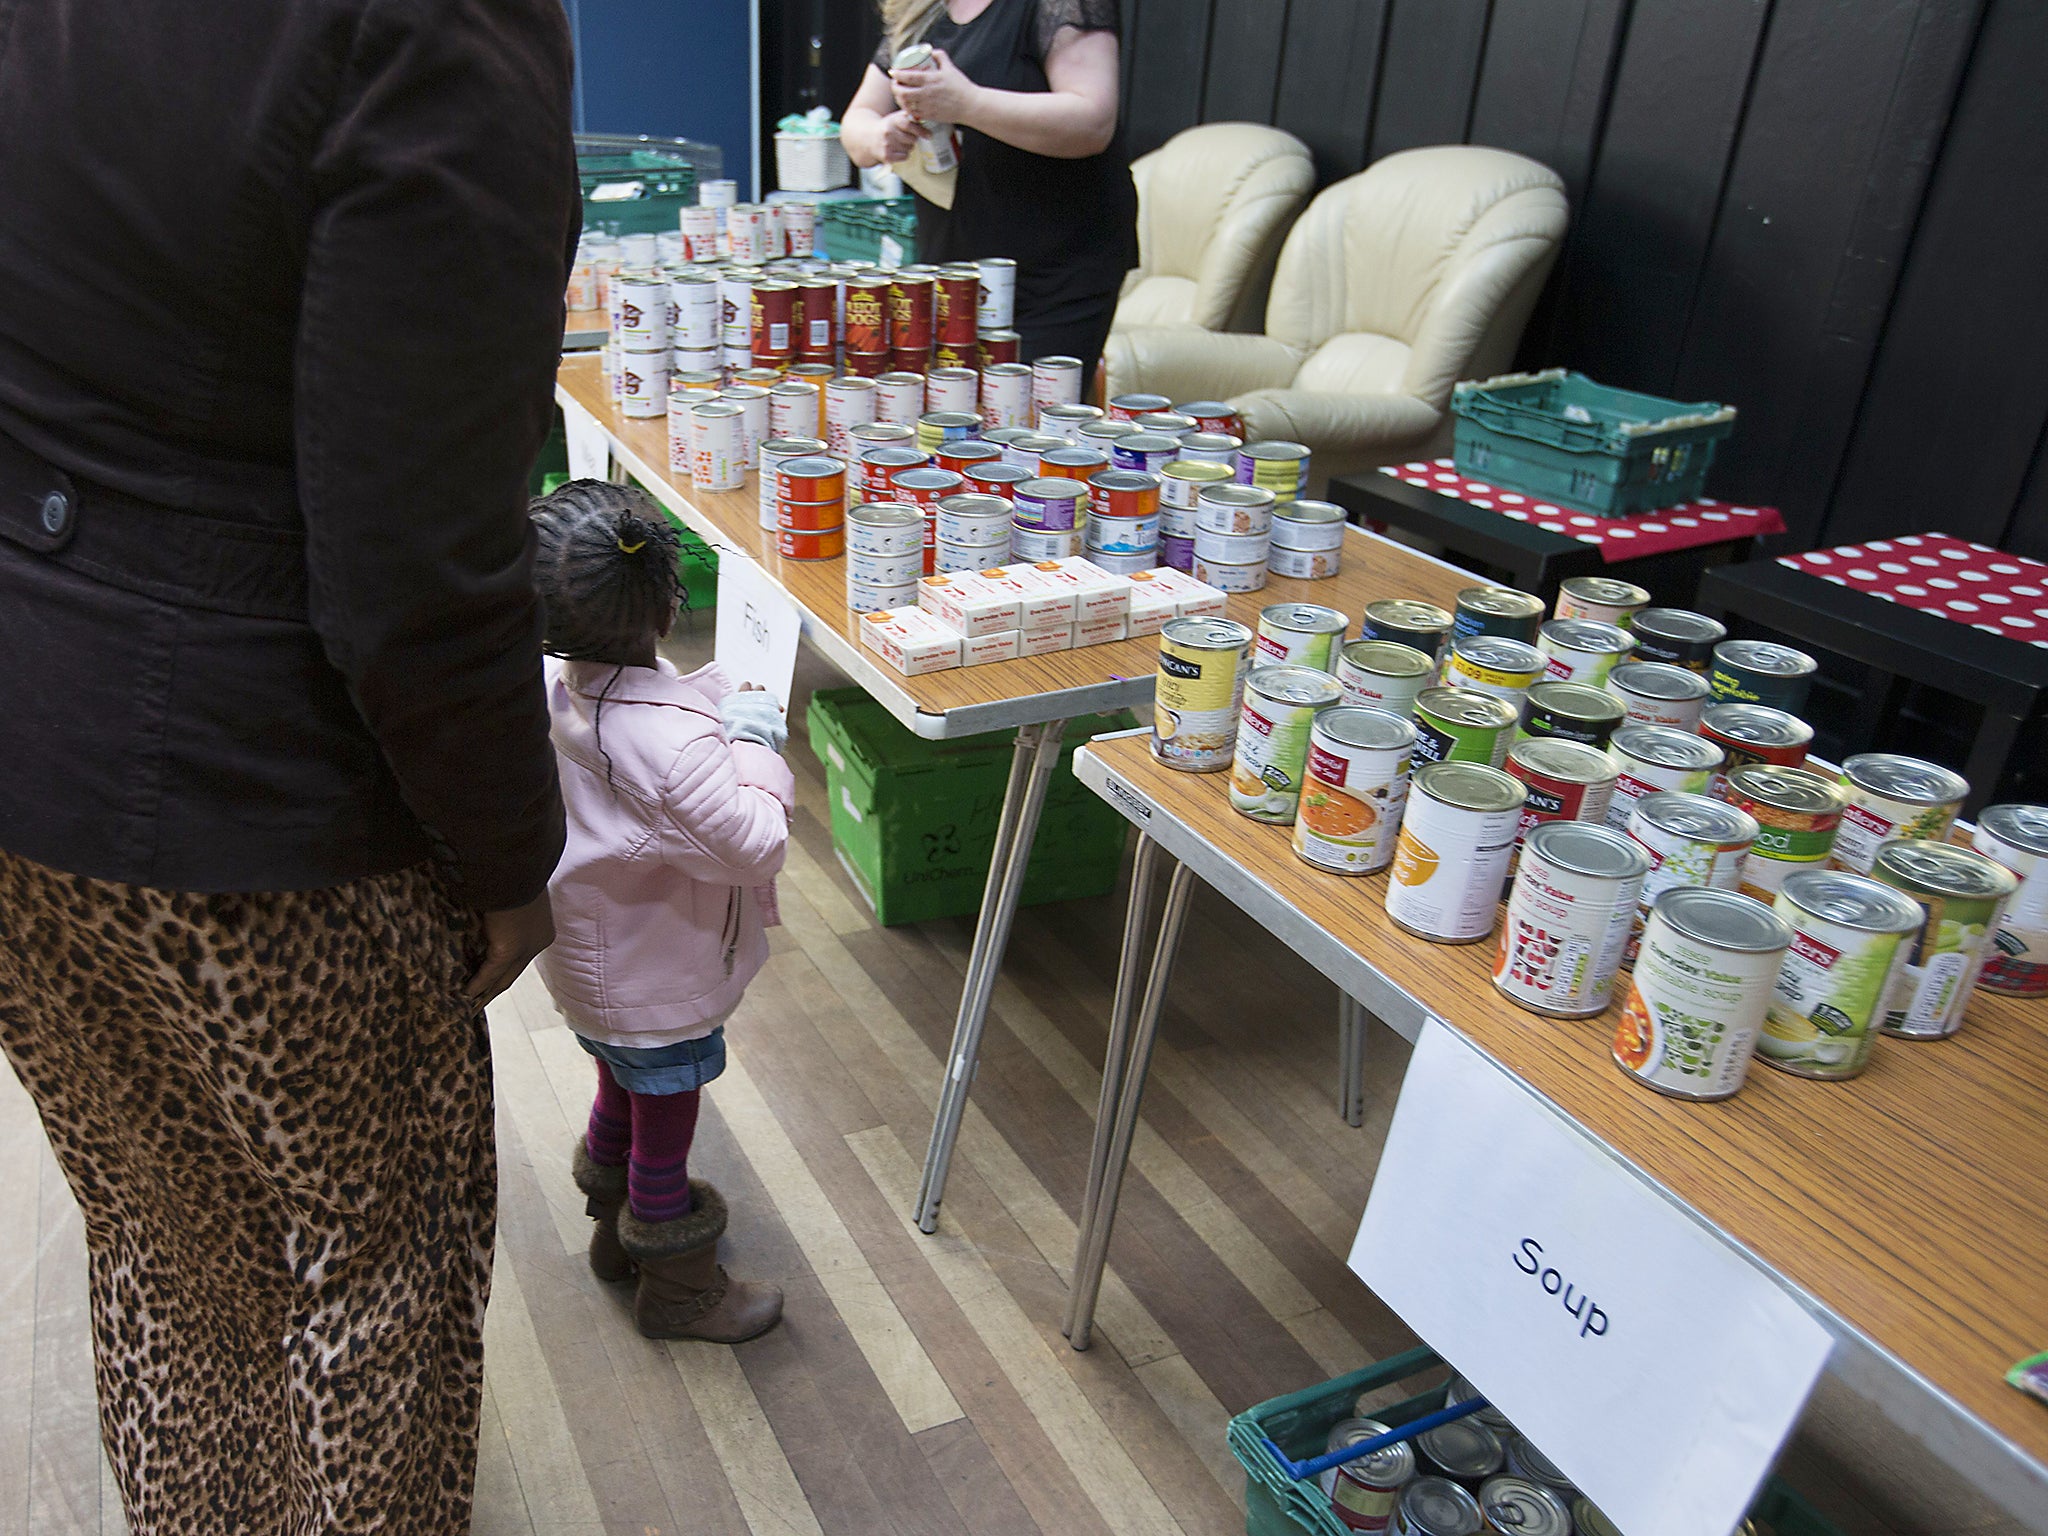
531,481,792,1342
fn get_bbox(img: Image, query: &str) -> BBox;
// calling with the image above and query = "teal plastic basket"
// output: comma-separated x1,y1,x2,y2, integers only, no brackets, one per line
1451,368,1737,518
576,134,720,237
817,195,919,265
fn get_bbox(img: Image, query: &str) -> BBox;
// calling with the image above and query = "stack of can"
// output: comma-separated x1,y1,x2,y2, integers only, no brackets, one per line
612,268,670,418
933,493,1013,573
1266,499,1346,579
1011,477,1087,561
758,436,826,529
668,268,721,377
1158,460,1233,571
769,453,846,562
686,399,745,492
846,501,924,613
1083,470,1161,574
1193,483,1273,591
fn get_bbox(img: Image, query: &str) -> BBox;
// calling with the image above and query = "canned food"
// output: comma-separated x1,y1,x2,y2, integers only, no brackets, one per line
794,285,837,361
1271,547,1343,580
767,380,821,439
617,350,669,418
1516,680,1627,748
1293,708,1415,874
998,431,1063,476
966,462,1031,500
1177,431,1243,464
1256,603,1348,671
1338,641,1435,715
933,269,979,346
1974,804,2048,995
719,383,770,461
1386,763,1527,943
1869,840,2018,1039
687,400,745,490
1159,460,1236,527
1725,764,1848,900
848,500,926,557
980,362,1034,429
1324,1418,1416,1532
1089,549,1157,576
1759,870,1927,1078
891,465,965,510
886,272,935,355
935,440,1003,477
1135,411,1196,438
1413,687,1519,769
1699,702,1813,793
748,280,796,361
1196,482,1276,536
1110,433,1180,474
1037,402,1103,441
1191,554,1269,593
1012,524,1083,561
1441,636,1545,704
924,366,979,414
1271,500,1349,551
614,271,669,347
1085,511,1159,556
1012,477,1089,531
849,420,917,453
1439,1377,1516,1445
1158,534,1195,572
1153,617,1254,773
781,202,817,258
1555,575,1651,628
1031,353,1086,410
1415,1419,1505,1487
934,542,990,573
1106,392,1171,422
1236,439,1311,502
872,371,926,425
1711,639,1818,713
976,256,1016,329
1830,754,1971,875
1040,445,1111,482
1613,888,1792,1100
1476,1479,1570,1536
857,445,928,506
1176,399,1244,437
1089,469,1161,522
932,493,1013,547
917,410,982,452
1606,661,1711,731
772,454,845,505
1231,665,1343,823
1629,608,1726,672
844,547,924,587
1506,738,1618,843
1623,792,1758,967
1390,1478,1482,1536
1605,724,1725,828
823,375,878,456
1362,600,1455,659
1499,1439,1575,1500
1453,586,1545,643
776,496,845,534
1573,1502,1624,1536
1537,618,1636,686
774,523,845,561
1496,822,1649,1015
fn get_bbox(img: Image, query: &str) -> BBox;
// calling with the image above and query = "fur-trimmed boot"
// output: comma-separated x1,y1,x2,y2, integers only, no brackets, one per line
570,1141,636,1283
615,1180,784,1343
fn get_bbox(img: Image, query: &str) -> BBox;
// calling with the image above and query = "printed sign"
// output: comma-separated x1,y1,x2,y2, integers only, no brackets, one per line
714,556,802,708
564,401,611,482
1350,1021,1832,1536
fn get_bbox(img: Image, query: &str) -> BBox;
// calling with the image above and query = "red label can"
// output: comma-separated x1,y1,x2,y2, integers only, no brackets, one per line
1505,738,1619,845
859,446,927,505
978,330,1020,367
749,281,796,364
777,496,845,533
1177,399,1244,437
843,349,890,378
775,524,845,561
931,341,976,371
794,278,837,363
843,278,891,355
934,269,980,347
889,466,964,509
772,454,845,505
1038,446,1108,482
936,440,1004,477
1088,469,1161,521
888,274,935,354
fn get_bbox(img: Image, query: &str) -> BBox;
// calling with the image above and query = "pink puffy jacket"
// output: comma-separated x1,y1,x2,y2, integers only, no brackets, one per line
538,657,794,1045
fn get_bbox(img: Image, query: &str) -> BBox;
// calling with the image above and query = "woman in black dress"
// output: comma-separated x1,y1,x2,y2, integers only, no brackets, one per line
841,0,1138,388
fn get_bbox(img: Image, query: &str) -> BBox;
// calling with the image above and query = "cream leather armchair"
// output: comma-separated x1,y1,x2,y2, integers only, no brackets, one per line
1114,123,1315,334
1106,146,1569,489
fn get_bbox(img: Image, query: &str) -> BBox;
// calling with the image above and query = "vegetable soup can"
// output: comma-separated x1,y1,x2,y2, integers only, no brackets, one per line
1495,822,1649,1016
767,380,821,440
1869,840,2018,1039
1629,607,1726,672
1699,702,1812,794
1711,639,1818,713
1324,1417,1416,1531
1386,762,1527,943
1724,763,1848,900
1255,602,1349,672
1389,1478,1482,1536
1153,617,1254,773
1830,753,1971,875
981,362,1034,429
976,257,1016,329
1974,804,2048,994
1413,687,1518,770
1452,586,1545,643
1476,1480,1571,1536
687,400,745,491
1537,618,1636,686
1506,737,1618,845
1294,707,1416,875
1603,725,1725,829
1605,661,1711,731
1623,791,1758,966
1236,440,1311,503
1440,636,1545,706
872,371,926,425
1759,870,1926,1078
1031,355,1085,415
1231,664,1344,823
1517,681,1627,749
1555,575,1651,628
1337,640,1436,716
1612,888,1792,1100
1361,599,1454,659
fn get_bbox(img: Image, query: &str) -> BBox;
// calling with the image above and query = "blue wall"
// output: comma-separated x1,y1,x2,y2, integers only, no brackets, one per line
567,0,757,195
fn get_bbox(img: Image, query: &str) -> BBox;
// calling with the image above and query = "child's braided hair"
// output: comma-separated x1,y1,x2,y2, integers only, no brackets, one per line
529,479,683,661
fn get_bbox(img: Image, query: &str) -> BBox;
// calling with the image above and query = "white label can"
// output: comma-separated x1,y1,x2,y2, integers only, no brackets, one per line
1031,356,1084,415
873,372,926,426
976,257,1016,330
1829,753,1970,875
618,350,669,419
1495,822,1649,1017
720,384,768,462
670,272,721,347
688,402,745,492
1622,791,1757,966
1293,707,1415,874
767,382,820,441
1612,888,1791,1100
980,363,1033,430
1386,762,1527,943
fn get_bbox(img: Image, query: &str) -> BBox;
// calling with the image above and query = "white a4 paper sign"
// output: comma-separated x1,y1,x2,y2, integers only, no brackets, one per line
1350,1022,1832,1536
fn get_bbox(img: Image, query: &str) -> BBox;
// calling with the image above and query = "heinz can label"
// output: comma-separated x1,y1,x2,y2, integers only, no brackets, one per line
1495,823,1649,1017
1293,707,1416,875
1759,871,1925,1078
1974,804,2048,995
1153,617,1253,773
1230,665,1343,823
1828,753,1970,875
1869,840,2018,1039
1505,738,1618,846
1385,763,1527,943
1612,889,1791,1100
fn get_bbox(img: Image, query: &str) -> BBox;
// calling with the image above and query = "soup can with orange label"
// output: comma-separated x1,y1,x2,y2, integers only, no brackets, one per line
1385,762,1527,943
1293,707,1416,875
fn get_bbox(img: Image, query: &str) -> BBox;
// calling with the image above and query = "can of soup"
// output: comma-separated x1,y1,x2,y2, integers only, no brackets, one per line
1338,640,1435,715
1758,870,1927,1078
1699,702,1813,794
1711,639,1818,713
1506,738,1618,844
767,379,822,440
687,400,745,490
1415,1420,1505,1488
1537,618,1635,686
1629,608,1726,672
1555,575,1651,628
1153,617,1254,773
1725,764,1848,900
1255,602,1349,671
1495,822,1649,1016
1386,762,1527,943
1869,840,2018,1039
1391,1478,1483,1536
1477,1479,1571,1536
1441,636,1546,705
1236,440,1311,502
1294,707,1416,874
1012,477,1088,531
1362,599,1454,659
1231,665,1344,823
1606,661,1711,731
924,366,978,414
1830,753,1971,875
1623,792,1758,966
1453,586,1545,644
1324,1418,1416,1532
1440,1376,1515,1442
1974,804,2048,995
1517,681,1627,748
1604,725,1725,829
1413,687,1518,769
1613,888,1792,1100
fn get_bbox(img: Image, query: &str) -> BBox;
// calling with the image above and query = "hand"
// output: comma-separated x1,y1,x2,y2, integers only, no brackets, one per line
891,49,979,126
465,892,555,1004
875,108,927,164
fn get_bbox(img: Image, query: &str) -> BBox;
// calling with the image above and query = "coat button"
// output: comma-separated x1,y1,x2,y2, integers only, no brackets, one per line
39,491,70,536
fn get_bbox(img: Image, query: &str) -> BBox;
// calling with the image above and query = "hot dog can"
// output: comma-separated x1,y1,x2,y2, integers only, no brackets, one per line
844,547,925,587
1337,640,1435,715
767,380,821,440
1153,617,1254,773
1517,681,1627,748
1390,1478,1483,1536
847,501,927,558
1830,754,1971,875
1622,792,1758,967
1230,664,1344,823
1236,440,1310,503
1271,500,1348,551
824,376,878,456
977,329,1020,367
1441,636,1545,705
1089,469,1161,523
857,445,928,506
873,371,927,425
975,257,1016,329
749,280,796,361
843,349,890,378
1177,431,1243,465
1506,738,1618,845
1012,477,1088,531
1537,618,1636,686
1452,586,1545,644
1176,399,1245,438
1496,822,1650,1017
980,362,1034,429
1698,702,1812,793
1196,482,1275,536
887,272,935,355
1629,608,1726,672
1040,445,1110,482
1085,510,1158,556
925,366,979,413
1160,460,1235,532
1758,870,1927,1078
1011,524,1082,561
1604,725,1724,828
1108,392,1172,422
775,523,845,561
1270,546,1343,580
1110,433,1181,475
1032,355,1085,415
1412,687,1518,769
617,350,669,418
935,440,1004,477
687,400,745,490
1362,600,1454,659
1724,764,1848,899
1711,638,1818,713
934,268,980,346
1555,575,1651,628
772,454,845,506
1386,762,1527,943
1254,602,1348,672
1974,804,2048,995
1323,1417,1416,1531
1037,401,1103,441
966,462,1031,500
1869,840,2018,1040
843,275,890,355
795,281,838,361
1612,888,1792,1100
1293,708,1416,875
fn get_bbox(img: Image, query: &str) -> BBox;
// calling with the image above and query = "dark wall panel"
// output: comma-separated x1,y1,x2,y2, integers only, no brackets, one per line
1125,0,1215,156
1368,0,1497,159
1272,0,1390,182
1202,0,1288,124
1467,0,1630,203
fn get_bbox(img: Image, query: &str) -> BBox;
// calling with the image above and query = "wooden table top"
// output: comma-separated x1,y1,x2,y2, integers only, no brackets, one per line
565,307,607,347
556,353,1482,733
1079,730,2048,1490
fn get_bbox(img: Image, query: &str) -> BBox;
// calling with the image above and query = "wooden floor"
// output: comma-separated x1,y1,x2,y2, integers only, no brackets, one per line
0,631,2027,1536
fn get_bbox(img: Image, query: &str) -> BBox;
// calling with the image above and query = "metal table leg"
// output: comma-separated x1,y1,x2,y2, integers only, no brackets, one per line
915,719,1068,1233
1338,993,1367,1129
1065,861,1198,1351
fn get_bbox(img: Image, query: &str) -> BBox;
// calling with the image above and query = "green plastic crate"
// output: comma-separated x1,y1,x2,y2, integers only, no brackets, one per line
577,134,719,237
817,195,919,265
1451,368,1738,518
804,687,1132,926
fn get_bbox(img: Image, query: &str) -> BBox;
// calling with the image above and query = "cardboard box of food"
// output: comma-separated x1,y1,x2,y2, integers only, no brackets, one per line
860,606,964,675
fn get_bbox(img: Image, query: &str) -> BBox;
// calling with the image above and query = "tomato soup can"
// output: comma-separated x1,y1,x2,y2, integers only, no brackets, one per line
1231,664,1344,823
1110,433,1181,475
1386,762,1526,942
1153,616,1254,772
1292,707,1416,875
1236,440,1310,503
966,462,1030,500
1711,638,1818,713
1629,608,1726,672
1604,725,1725,829
872,371,926,425
1606,661,1711,731
1506,738,1618,844
1032,355,1085,415
1613,887,1791,1100
1338,640,1434,716
1038,401,1102,441
1974,804,2048,995
687,400,745,490
1496,821,1647,1016
1390,1478,1482,1536
1555,575,1651,628
772,453,844,506
824,375,878,456
847,500,926,558
1413,687,1518,770
767,380,821,440
1623,791,1757,966
980,362,1034,429
1255,602,1349,672
1870,840,2018,1039
1699,702,1812,794
1362,599,1454,659
774,523,844,560
1452,586,1545,644
935,439,1003,478
1178,431,1243,464
975,256,1016,329
1758,869,1926,1078
1012,477,1088,532
1476,1480,1571,1536
1323,1418,1416,1531
1725,763,1848,900
1108,392,1171,422
1537,618,1635,686
1517,680,1627,748
1441,636,1545,706
1830,753,1971,875
1089,469,1161,522
924,366,977,413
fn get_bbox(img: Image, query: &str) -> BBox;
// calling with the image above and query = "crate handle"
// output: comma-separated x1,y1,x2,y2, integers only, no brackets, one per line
1261,1394,1490,1482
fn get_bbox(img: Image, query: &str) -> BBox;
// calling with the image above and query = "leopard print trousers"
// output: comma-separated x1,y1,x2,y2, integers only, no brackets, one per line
0,846,495,1534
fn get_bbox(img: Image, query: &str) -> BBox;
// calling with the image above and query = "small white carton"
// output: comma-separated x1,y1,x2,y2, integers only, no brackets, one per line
1149,565,1229,618
859,606,963,675
1125,569,1178,636
917,571,1020,638
1075,612,1130,648
1036,556,1131,621
963,629,1022,666
1018,622,1075,656
981,563,1076,628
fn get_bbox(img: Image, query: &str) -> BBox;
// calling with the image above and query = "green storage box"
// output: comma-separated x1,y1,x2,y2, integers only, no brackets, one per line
577,134,720,237
1451,368,1737,518
805,688,1132,926
817,195,920,265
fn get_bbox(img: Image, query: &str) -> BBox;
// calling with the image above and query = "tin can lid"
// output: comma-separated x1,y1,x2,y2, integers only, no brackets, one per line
1115,433,1179,454
1247,663,1343,708
719,383,770,401
1633,791,1759,845
1479,1479,1572,1536
1573,1500,1625,1536
1042,447,1111,468
1523,820,1650,879
940,440,1005,462
1161,459,1236,482
1177,399,1235,415
1715,638,1818,678
1418,686,1520,730
1077,419,1139,439
1326,1418,1417,1484
1458,585,1546,619
1452,635,1545,673
829,375,877,392
1610,724,1727,771
1624,606,1723,642
968,463,1031,484
875,371,925,385
1541,617,1636,656
1779,870,1927,934
921,411,981,429
1871,839,2019,901
1016,433,1069,452
1242,439,1311,461
1181,431,1243,452
1700,702,1813,749
776,455,842,477
1414,759,1527,813
1016,477,1088,500
1525,680,1627,723
1261,602,1348,635
850,422,915,441
1342,639,1435,679
928,366,979,381
1654,886,1793,953
1198,482,1277,509
1273,499,1348,527
1367,598,1454,629
1040,402,1104,420
690,400,742,418
1162,615,1253,650
1400,1478,1483,1536
893,467,965,489
891,41,937,69
1089,469,1161,491
1136,412,1196,433
1503,1435,1574,1491
1109,393,1172,410
763,436,827,455
1419,1418,1503,1478
980,426,1031,445
1560,575,1651,607
1317,705,1416,751
1978,803,2048,856
769,380,817,397
861,445,929,467
1509,737,1619,786
1841,753,1970,808
848,501,924,529
1725,762,1848,814
1609,661,1712,702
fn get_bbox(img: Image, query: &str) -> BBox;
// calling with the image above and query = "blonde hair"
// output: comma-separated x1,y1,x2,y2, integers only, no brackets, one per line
882,0,947,54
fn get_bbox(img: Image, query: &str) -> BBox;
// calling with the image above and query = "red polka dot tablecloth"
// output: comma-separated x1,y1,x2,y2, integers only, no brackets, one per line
1779,534,2048,649
1378,459,1785,562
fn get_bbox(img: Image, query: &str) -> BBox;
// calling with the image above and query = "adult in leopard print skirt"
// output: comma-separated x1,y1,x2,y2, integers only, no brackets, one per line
0,2,577,1530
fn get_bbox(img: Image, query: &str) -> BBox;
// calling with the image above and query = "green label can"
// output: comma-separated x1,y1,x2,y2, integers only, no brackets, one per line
1452,584,1545,643
1254,601,1349,672
1761,870,1926,1078
1230,663,1342,823
1710,639,1818,713
1517,681,1627,748
1361,599,1454,659
1413,686,1518,769
1829,753,1970,875
1724,764,1847,900
1869,840,2019,1039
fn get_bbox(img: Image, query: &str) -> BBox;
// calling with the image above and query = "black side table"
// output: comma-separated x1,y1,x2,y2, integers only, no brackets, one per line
1696,559,2048,814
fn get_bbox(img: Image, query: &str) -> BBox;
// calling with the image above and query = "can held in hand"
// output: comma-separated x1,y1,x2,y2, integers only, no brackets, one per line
1555,575,1650,628
1830,753,1971,875
1441,636,1545,706
1153,617,1253,773
1496,822,1650,1016
687,400,745,491
1338,640,1435,716
1629,608,1726,672
1362,600,1454,659
1724,763,1848,900
1324,1417,1416,1532
1612,888,1792,1100
1293,707,1416,875
1538,618,1635,686
1255,602,1349,671
1413,687,1518,769
1506,737,1618,845
1453,586,1545,644
1604,725,1725,829
1230,665,1343,823
1236,440,1311,503
1759,870,1926,1078
1699,702,1812,794
1518,681,1627,749
1974,804,2048,995
1711,639,1818,713
1623,792,1758,967
1869,840,2018,1040
1606,661,1711,731
1386,762,1527,943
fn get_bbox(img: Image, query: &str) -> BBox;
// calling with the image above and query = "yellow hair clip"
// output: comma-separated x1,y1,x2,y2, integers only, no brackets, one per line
616,538,646,554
